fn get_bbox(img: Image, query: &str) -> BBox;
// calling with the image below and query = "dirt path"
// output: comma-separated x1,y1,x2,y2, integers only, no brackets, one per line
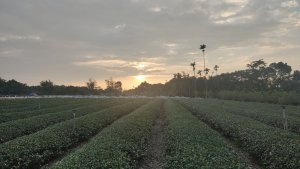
222,137,263,169
191,113,263,169
41,117,121,169
138,107,167,169
41,127,106,169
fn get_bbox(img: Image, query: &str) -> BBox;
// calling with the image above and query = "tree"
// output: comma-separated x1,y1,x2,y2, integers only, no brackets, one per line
204,68,210,77
200,44,207,71
200,44,207,98
247,59,266,70
197,70,202,77
104,78,123,96
245,59,268,91
174,73,182,79
214,65,219,75
86,78,97,94
105,78,114,89
269,62,292,89
190,61,197,97
204,68,210,98
0,78,6,94
40,80,54,95
293,70,300,81
114,81,122,93
190,62,196,77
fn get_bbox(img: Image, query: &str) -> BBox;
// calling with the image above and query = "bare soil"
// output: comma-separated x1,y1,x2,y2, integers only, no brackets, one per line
138,108,167,169
222,137,263,169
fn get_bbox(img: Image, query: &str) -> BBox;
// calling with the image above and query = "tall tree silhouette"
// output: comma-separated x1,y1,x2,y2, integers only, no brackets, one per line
200,44,207,98
190,61,196,77
86,78,97,94
214,65,219,76
190,61,196,97
200,44,206,71
204,68,210,76
197,70,202,77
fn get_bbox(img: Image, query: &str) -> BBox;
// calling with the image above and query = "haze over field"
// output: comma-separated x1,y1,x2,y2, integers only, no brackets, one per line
0,0,300,89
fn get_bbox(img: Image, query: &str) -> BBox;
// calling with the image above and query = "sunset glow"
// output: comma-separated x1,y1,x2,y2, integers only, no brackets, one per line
137,64,146,69
0,0,300,89
135,75,146,82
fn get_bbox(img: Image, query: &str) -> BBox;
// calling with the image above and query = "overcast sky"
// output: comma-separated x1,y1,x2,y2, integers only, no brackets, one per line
0,0,299,89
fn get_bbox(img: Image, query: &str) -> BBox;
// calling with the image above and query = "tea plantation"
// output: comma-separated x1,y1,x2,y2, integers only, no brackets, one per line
0,98,299,169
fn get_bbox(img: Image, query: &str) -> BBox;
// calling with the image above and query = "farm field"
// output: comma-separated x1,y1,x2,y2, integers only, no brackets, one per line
0,98,299,169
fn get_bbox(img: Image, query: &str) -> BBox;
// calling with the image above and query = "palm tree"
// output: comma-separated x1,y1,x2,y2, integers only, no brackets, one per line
200,44,207,98
197,70,202,77
190,62,196,77
204,68,210,76
204,67,210,98
200,44,206,71
190,61,196,97
214,65,219,76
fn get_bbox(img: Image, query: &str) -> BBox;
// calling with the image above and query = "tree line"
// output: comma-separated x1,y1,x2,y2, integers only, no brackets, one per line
1,59,299,104
124,59,300,105
0,77,122,96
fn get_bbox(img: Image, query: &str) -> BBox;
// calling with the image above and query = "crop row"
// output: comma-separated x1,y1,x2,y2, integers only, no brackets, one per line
221,98,300,118
184,99,300,134
221,100,300,134
0,99,148,169
0,99,100,123
0,99,129,143
179,99,300,169
0,99,80,113
51,99,163,169
164,100,248,169
1,98,97,115
0,98,56,111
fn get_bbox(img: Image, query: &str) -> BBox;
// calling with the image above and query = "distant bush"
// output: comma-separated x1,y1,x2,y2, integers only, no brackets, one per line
211,90,300,105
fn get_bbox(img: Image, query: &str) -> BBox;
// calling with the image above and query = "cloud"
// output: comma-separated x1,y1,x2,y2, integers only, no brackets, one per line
281,0,299,8
214,15,253,24
114,24,127,30
0,0,300,88
74,59,128,67
74,57,165,76
149,6,166,12
0,34,41,42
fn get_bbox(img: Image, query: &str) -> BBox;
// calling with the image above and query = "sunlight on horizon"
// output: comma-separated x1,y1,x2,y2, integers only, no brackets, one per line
137,64,146,69
135,75,146,82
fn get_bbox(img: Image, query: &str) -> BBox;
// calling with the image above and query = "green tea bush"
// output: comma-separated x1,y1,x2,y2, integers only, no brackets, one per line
164,100,248,169
51,100,163,169
180,99,300,169
0,99,98,123
0,99,129,143
0,99,147,169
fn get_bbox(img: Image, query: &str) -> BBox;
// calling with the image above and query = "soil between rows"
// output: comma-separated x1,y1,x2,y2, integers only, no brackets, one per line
138,106,167,169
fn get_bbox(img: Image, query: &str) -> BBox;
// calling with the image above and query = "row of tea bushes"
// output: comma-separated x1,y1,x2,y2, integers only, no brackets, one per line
179,99,300,169
0,99,129,143
0,99,148,169
164,100,248,169
51,100,163,169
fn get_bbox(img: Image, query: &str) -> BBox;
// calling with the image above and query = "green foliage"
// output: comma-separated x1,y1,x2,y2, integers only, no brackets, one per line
0,99,129,143
0,99,147,169
40,80,54,95
212,91,300,105
214,99,300,133
51,100,163,169
0,99,99,123
179,99,300,169
164,100,248,169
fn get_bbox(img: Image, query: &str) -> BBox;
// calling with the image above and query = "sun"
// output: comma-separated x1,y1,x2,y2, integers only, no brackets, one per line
135,75,146,82
137,64,145,69
135,63,146,70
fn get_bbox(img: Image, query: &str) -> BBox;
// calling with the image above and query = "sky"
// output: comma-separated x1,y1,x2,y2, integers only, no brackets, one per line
0,0,300,89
